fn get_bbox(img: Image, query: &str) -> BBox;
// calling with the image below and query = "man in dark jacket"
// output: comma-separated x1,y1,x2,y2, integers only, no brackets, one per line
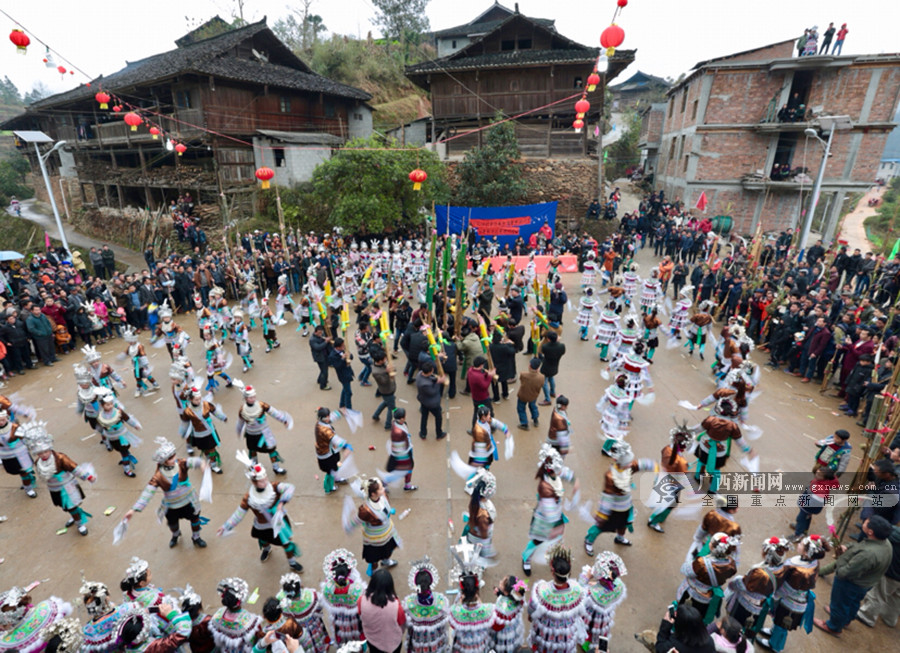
489,332,516,402
370,349,396,430
25,305,56,366
856,520,900,627
538,330,566,405
309,324,332,390
415,360,446,439
405,322,428,385
100,245,116,279
797,317,831,382
506,287,525,324
547,282,567,324
0,312,33,373
328,337,354,410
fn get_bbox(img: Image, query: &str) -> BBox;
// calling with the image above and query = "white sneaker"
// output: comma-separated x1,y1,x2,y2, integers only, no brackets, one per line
134,389,142,397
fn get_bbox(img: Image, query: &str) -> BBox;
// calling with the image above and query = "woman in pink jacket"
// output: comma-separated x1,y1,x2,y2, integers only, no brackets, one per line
357,569,405,653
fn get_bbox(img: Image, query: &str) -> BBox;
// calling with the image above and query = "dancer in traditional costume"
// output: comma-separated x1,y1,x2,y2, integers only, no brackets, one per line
122,438,209,549
169,358,195,454
81,581,135,653
201,325,233,394
546,395,572,457
608,316,638,365
194,293,213,338
151,302,188,361
489,575,527,653
230,310,254,373
643,309,662,362
521,444,579,576
96,388,141,477
180,384,226,473
279,573,330,653
208,286,232,340
118,558,167,628
597,375,632,456
688,495,743,563
314,407,353,495
677,532,739,625
236,382,292,476
609,341,654,404
581,250,598,290
526,544,590,652
345,477,401,576
403,557,450,653
584,441,657,551
260,302,281,353
320,549,364,647
0,408,36,498
693,411,754,492
575,288,597,341
468,405,509,470
20,420,95,535
580,552,628,650
83,345,125,395
686,385,751,427
639,271,662,314
218,453,304,572
622,264,640,305
756,534,828,651
122,326,159,398
385,407,417,491
0,584,72,653
74,363,109,451
668,286,693,339
258,598,315,653
208,578,261,653
275,275,296,324
647,421,696,533
685,304,715,359
462,469,497,560
179,586,214,653
448,543,494,653
726,537,790,635
111,601,192,651
39,616,82,653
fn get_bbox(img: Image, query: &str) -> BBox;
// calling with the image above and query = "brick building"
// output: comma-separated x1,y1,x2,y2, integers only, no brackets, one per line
654,39,900,239
638,102,666,180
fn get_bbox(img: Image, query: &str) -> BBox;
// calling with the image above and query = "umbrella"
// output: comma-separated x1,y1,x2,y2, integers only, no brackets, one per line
0,251,24,261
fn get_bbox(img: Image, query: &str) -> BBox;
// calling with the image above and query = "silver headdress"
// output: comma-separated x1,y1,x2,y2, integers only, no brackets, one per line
113,603,152,647
157,301,173,320
123,557,150,584
95,387,116,405
123,325,139,343
669,418,697,449
800,534,828,559
209,286,224,299
586,551,628,582
20,420,53,454
610,440,634,466
0,587,30,629
152,437,177,464
679,285,694,298
81,344,101,363
41,617,84,652
714,395,739,418
80,580,112,616
537,442,563,476
464,468,497,499
236,450,267,480
180,584,202,609
762,536,792,564
279,573,303,601
217,577,249,603
709,532,739,558
74,363,93,384
169,358,188,381
323,548,358,584
448,540,485,588
408,556,440,593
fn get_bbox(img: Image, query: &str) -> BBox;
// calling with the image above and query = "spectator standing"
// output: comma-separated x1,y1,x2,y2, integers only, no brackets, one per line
833,23,848,55
654,604,716,653
820,23,836,54
371,349,397,431
25,305,56,366
466,356,496,428
309,324,331,390
538,330,566,406
357,569,405,653
100,245,116,279
814,516,893,636
856,520,900,628
414,361,446,440
516,358,544,430
0,312,32,373
89,247,104,279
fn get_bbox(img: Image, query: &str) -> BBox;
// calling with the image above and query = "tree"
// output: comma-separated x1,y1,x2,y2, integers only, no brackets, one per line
0,76,21,105
454,113,529,207
309,136,448,232
371,0,430,43
273,1,327,52
0,154,33,207
22,81,51,106
604,110,642,181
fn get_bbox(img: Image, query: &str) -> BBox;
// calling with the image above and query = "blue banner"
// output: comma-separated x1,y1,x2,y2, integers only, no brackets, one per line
435,202,557,247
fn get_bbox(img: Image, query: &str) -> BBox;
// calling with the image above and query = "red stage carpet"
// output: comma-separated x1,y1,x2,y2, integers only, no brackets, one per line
483,255,578,274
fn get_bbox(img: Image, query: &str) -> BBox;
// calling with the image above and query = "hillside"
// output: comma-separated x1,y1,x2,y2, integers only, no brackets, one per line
0,100,24,156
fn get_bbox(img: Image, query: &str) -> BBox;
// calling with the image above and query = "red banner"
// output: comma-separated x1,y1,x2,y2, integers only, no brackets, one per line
469,216,531,236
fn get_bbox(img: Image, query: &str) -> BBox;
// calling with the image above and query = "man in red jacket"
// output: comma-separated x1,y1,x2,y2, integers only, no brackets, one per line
798,317,832,383
466,355,497,430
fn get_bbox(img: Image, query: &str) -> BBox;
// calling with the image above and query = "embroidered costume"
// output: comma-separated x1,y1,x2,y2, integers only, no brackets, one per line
208,578,261,653
279,573,330,653
522,444,577,576
527,545,589,652
0,408,36,498
236,383,292,476
403,557,450,653
123,327,159,397
320,549,364,646
579,552,628,648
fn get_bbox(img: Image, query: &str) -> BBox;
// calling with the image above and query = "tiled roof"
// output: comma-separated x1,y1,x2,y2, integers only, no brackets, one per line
407,47,601,73
434,17,555,39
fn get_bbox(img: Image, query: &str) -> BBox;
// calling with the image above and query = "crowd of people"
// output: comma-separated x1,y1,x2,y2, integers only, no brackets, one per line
2,181,900,653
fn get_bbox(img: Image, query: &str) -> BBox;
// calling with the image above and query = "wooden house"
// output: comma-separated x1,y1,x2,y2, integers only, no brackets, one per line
407,4,634,158
1,17,372,212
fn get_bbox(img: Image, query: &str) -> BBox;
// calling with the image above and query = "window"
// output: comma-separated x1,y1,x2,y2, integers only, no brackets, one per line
683,155,689,172
324,102,336,118
517,39,532,49
353,113,363,121
574,77,583,89
451,40,457,48
501,40,515,51
667,97,674,118
274,148,285,167
176,90,191,109
692,99,698,121
681,90,687,114
279,96,291,113
509,79,520,91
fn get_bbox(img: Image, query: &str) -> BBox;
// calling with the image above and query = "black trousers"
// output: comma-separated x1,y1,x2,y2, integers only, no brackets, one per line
316,361,329,388
419,404,442,437
34,336,56,364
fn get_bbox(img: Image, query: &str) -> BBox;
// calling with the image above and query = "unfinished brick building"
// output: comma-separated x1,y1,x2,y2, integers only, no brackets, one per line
653,39,900,239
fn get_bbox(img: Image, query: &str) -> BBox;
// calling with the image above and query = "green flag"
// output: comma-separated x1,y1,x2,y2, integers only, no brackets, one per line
890,237,900,260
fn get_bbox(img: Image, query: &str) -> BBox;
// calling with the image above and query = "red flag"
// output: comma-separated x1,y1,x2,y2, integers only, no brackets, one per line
45,232,51,250
695,191,709,213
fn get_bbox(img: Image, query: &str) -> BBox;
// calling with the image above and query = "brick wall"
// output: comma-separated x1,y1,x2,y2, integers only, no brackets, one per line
640,106,664,145
705,70,785,124
723,41,795,64
694,131,770,181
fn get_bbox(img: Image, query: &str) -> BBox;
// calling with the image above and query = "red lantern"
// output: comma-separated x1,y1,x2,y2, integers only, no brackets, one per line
174,143,187,156
95,92,110,109
112,105,122,113
255,166,275,189
408,168,427,191
617,0,628,6
600,24,625,56
572,119,584,133
586,73,601,92
575,99,590,116
149,126,160,140
57,65,67,77
124,112,142,132
9,29,29,54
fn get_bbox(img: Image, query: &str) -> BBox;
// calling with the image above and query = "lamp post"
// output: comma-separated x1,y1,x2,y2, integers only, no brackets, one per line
596,54,609,207
798,115,852,253
35,140,69,255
